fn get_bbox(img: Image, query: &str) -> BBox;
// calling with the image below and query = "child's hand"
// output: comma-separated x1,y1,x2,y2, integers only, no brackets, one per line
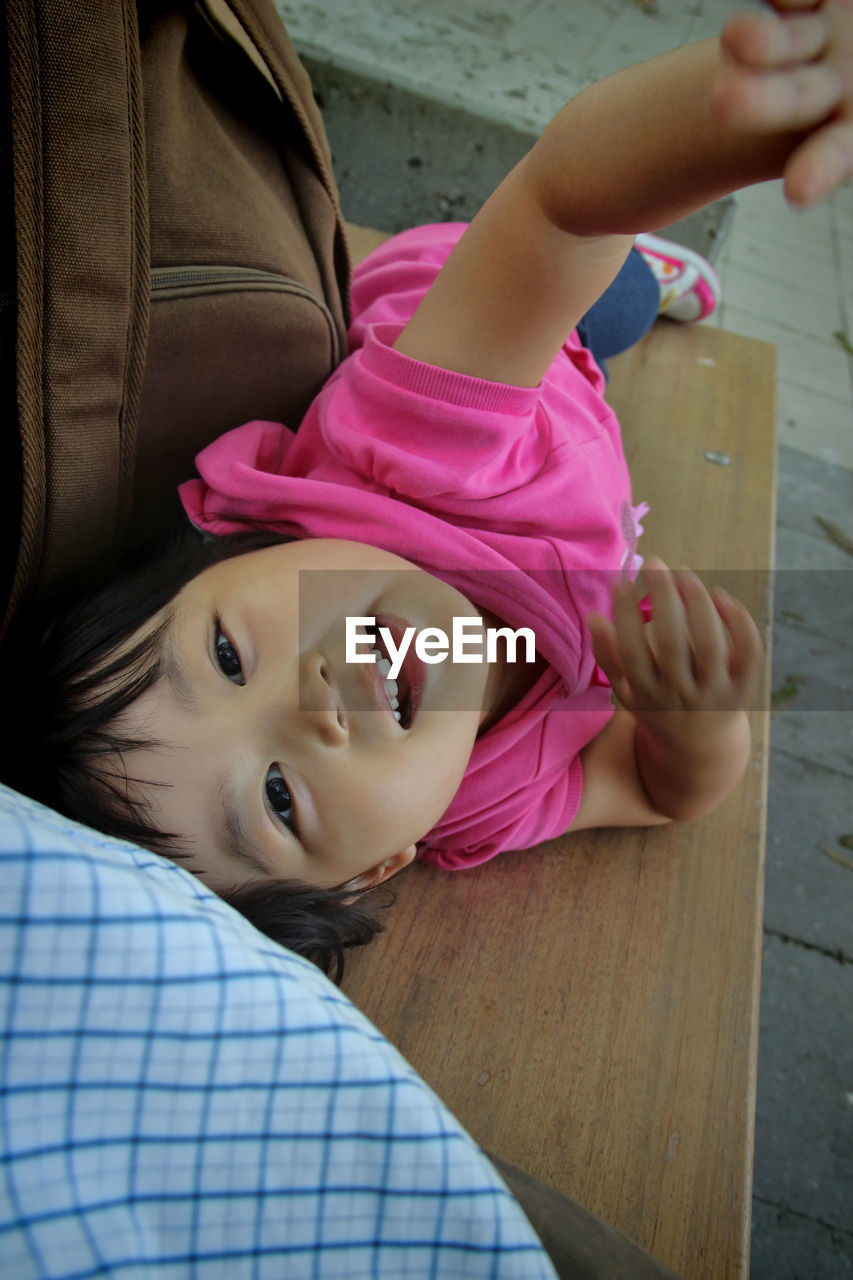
587,559,764,729
712,0,853,205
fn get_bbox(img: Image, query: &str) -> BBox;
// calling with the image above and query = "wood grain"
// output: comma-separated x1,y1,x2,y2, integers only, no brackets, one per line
344,222,396,265
343,223,776,1279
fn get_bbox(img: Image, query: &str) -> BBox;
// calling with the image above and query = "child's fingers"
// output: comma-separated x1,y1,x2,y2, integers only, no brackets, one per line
641,560,693,695
766,0,830,12
587,611,635,708
611,575,657,692
587,611,620,673
783,117,853,205
673,569,728,682
721,12,828,69
713,589,764,702
712,61,843,133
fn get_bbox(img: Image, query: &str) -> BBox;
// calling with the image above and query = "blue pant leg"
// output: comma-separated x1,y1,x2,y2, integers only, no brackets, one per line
576,247,659,378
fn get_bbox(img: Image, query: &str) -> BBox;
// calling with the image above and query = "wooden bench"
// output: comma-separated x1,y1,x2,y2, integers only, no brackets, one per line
343,223,775,1280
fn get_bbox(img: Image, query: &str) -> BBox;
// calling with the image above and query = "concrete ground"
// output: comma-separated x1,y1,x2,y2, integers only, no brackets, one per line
279,1,853,1275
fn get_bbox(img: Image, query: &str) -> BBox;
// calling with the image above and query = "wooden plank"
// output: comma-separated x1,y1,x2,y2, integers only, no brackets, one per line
345,222,396,265
342,221,776,1278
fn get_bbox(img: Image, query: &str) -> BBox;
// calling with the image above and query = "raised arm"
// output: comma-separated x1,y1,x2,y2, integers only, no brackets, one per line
394,3,851,387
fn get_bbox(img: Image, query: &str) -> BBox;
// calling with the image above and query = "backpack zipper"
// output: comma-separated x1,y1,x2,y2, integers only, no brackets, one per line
0,267,342,353
150,265,341,362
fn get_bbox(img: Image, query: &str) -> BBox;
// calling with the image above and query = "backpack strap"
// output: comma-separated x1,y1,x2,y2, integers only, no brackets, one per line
4,0,149,632
215,0,351,324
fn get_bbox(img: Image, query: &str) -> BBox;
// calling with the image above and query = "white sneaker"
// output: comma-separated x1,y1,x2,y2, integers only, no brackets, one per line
635,232,721,322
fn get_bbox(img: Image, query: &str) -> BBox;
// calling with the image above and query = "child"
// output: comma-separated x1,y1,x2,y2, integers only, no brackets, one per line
18,1,853,976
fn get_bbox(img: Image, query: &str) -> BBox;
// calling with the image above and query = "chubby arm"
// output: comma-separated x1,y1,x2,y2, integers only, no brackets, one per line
569,705,753,833
394,4,851,387
569,708,674,833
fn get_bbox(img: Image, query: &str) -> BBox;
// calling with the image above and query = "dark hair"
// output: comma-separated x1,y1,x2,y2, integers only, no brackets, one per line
3,521,387,982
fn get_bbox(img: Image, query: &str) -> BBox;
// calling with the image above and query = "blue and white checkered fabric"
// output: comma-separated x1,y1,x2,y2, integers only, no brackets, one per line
0,784,555,1278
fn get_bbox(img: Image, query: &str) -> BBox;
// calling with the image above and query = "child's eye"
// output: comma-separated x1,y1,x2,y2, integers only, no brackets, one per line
265,765,295,831
215,623,244,685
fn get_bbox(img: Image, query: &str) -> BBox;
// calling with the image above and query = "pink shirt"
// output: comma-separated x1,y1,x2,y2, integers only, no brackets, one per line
180,224,646,868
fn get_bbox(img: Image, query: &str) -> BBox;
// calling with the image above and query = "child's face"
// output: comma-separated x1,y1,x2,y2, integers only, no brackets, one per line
118,539,498,891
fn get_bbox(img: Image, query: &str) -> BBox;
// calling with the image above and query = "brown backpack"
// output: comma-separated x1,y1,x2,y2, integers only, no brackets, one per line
1,0,350,641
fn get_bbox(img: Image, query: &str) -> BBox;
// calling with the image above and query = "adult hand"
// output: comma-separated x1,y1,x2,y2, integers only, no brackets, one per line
712,0,853,204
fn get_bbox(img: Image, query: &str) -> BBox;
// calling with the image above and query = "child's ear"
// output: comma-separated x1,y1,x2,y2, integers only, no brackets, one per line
341,845,417,894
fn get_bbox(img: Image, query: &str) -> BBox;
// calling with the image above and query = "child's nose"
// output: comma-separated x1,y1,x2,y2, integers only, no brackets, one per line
296,652,348,746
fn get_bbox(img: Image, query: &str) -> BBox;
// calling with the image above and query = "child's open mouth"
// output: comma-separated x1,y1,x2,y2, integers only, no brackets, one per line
366,615,421,729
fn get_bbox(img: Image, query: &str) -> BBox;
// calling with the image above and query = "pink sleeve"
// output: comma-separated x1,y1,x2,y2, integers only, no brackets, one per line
419,753,587,869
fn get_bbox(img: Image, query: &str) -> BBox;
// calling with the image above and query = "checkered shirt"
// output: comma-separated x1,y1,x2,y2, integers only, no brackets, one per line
0,784,555,1278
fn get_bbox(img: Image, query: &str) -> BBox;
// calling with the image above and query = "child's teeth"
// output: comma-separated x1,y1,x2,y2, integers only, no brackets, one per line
368,634,403,720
